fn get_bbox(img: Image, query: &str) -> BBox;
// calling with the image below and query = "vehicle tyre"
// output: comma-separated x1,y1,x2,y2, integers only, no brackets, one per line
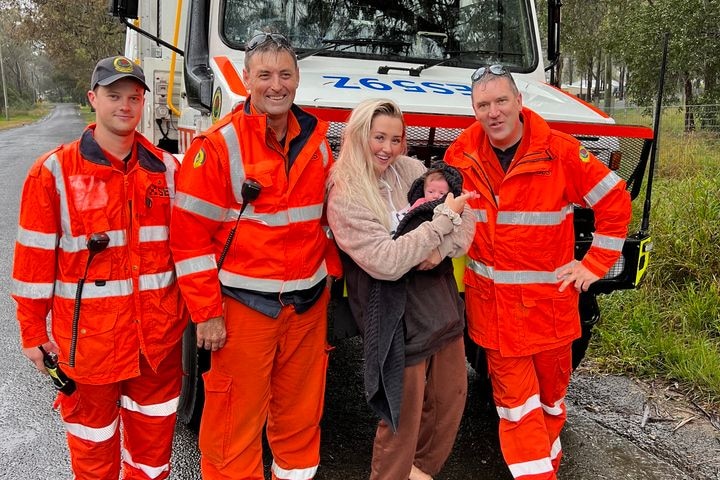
177,320,210,431
464,329,494,407
572,292,601,370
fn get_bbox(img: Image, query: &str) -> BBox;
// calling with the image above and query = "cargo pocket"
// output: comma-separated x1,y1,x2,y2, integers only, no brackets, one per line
198,370,233,467
53,306,119,378
54,387,80,417
553,346,573,401
552,293,580,339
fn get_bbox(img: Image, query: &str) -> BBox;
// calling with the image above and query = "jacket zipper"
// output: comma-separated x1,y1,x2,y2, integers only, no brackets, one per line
463,151,499,209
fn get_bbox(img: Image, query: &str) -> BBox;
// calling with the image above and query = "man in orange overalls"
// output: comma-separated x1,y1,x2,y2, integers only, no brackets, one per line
445,65,631,480
170,34,341,479
12,56,185,479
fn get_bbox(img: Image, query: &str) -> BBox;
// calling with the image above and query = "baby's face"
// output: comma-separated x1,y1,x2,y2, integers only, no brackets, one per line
424,178,450,201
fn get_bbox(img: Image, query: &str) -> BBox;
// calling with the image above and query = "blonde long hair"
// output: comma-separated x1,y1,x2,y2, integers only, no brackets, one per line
329,99,407,231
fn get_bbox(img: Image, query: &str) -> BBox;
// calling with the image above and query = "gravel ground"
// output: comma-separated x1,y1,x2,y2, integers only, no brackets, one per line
566,369,720,479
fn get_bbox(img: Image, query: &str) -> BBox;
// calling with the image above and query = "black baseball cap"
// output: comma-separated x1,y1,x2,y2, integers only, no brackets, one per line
90,56,149,91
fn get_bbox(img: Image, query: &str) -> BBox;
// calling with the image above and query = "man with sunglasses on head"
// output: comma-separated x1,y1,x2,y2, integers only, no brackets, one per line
444,65,631,480
170,33,341,479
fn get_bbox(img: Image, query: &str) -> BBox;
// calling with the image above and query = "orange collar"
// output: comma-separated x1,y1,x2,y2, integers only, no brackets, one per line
249,104,300,155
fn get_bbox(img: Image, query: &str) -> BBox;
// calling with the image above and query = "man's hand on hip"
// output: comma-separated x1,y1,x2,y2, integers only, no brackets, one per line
557,260,600,293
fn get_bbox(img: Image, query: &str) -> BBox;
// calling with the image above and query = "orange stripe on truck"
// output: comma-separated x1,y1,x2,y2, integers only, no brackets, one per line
214,56,247,97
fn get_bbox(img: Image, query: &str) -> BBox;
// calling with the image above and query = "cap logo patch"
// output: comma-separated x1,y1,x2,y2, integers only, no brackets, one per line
113,57,134,73
193,148,206,168
579,146,590,163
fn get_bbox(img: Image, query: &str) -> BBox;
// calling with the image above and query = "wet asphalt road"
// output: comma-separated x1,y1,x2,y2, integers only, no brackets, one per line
0,105,715,479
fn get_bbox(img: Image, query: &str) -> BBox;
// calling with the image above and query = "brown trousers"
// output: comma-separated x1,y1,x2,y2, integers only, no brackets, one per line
370,336,467,479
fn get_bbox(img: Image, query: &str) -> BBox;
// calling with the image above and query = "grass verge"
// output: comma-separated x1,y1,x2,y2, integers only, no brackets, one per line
0,104,52,131
591,127,720,407
78,104,95,125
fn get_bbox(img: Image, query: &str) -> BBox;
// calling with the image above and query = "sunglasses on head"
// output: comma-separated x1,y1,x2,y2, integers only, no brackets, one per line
246,33,292,51
471,64,509,83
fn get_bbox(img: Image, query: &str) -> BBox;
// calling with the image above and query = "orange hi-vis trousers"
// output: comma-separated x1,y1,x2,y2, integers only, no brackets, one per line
485,343,573,480
199,289,331,480
56,343,182,480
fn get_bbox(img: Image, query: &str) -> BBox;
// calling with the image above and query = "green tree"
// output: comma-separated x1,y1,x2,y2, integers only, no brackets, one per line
18,0,125,103
609,0,720,131
0,2,39,109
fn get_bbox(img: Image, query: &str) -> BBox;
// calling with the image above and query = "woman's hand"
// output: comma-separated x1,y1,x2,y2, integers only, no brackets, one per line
417,248,442,270
444,190,478,213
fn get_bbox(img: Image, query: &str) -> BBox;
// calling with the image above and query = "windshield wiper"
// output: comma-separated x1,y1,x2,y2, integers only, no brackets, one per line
377,49,523,76
297,38,411,60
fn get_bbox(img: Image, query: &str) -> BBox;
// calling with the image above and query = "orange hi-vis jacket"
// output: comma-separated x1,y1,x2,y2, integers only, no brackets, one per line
12,126,186,384
445,107,631,357
170,102,342,323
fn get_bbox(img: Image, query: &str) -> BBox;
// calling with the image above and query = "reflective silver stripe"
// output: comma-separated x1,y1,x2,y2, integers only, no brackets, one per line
219,263,327,293
65,417,118,443
467,259,493,279
467,259,574,284
497,204,573,226
44,153,73,240
120,394,179,417
541,397,564,417
60,229,126,253
221,124,247,204
508,457,554,478
289,204,323,222
592,233,625,252
139,225,169,243
161,152,177,200
174,254,217,278
550,437,562,461
16,226,57,250
54,279,133,299
122,448,169,479
323,225,334,239
232,204,323,226
584,171,621,207
13,279,54,299
272,460,318,480
319,141,330,167
496,393,541,422
139,271,175,291
473,208,488,223
175,192,228,222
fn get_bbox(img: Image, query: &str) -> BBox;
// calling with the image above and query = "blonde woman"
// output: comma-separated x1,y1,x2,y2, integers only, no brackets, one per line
327,99,476,480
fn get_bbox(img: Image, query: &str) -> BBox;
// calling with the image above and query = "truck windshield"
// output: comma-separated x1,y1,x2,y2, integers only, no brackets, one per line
222,0,538,72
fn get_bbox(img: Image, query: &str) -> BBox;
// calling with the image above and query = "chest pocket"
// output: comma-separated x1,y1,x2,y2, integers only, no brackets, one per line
242,161,277,207
136,173,172,223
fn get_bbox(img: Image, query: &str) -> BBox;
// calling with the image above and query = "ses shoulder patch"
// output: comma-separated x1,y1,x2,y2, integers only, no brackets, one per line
193,148,206,168
579,146,590,163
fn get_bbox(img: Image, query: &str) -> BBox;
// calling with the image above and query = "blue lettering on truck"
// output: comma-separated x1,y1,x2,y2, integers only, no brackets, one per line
323,76,472,96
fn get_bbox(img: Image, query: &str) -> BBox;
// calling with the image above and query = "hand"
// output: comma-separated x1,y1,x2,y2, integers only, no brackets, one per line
417,248,442,270
22,341,59,374
557,260,600,293
443,190,478,214
196,316,227,351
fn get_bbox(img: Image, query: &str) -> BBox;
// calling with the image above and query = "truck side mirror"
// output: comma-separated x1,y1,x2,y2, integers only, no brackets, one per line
109,0,139,19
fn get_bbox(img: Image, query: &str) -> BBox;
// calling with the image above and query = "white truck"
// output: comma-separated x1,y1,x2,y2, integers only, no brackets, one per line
110,0,656,427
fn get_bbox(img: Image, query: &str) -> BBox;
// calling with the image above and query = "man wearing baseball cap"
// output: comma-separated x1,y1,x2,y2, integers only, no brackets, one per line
90,55,150,91
12,55,185,479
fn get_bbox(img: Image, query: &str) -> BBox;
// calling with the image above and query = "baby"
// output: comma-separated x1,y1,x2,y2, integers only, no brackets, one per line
409,169,451,209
